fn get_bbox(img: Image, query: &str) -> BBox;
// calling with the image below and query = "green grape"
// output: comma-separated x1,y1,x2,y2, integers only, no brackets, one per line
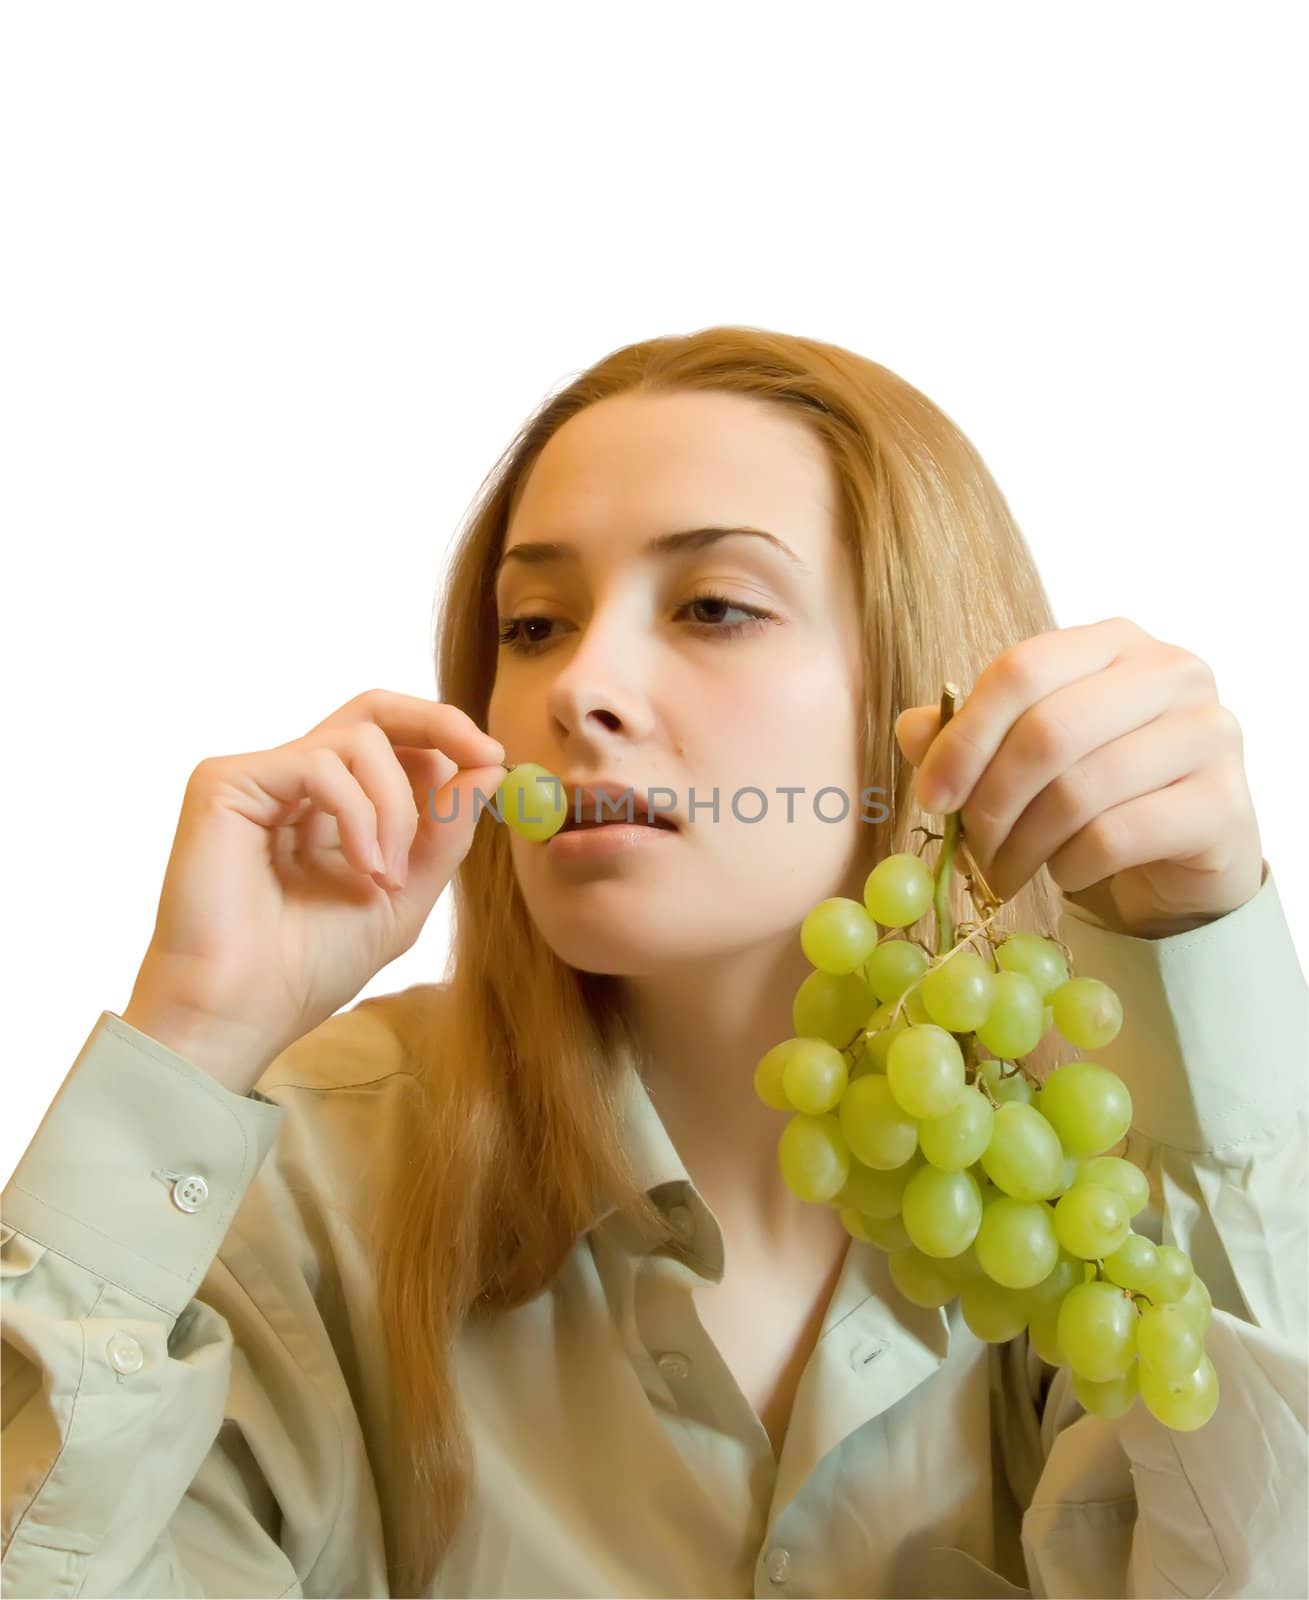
1028,1250,1088,1308
1073,1155,1149,1218
1072,1364,1139,1420
863,939,931,1004
977,1057,1035,1106
959,1275,1031,1342
1051,976,1124,1049
1139,1353,1219,1430
778,1037,849,1114
901,1166,984,1258
1042,1004,1054,1034
497,763,568,841
980,1102,1065,1200
860,1003,907,1072
777,1113,850,1203
838,1074,920,1169
1057,1280,1139,1382
801,897,881,975
886,1025,967,1119
995,933,1069,999
753,1037,836,1112
838,1153,922,1220
1101,1232,1160,1293
863,853,935,927
793,969,876,1049
1053,1183,1131,1260
974,1197,1060,1289
975,971,1045,1059
1027,1297,1069,1365
857,1211,913,1252
918,1086,995,1171
839,1207,880,1243
1038,1062,1132,1158
1137,1303,1205,1378
922,950,997,1032
1173,1272,1213,1333
1045,1153,1081,1201
889,1246,961,1309
903,986,933,1025
1141,1243,1194,1305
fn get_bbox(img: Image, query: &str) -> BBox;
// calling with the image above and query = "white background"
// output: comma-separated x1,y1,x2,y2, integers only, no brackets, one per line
3,3,1304,1183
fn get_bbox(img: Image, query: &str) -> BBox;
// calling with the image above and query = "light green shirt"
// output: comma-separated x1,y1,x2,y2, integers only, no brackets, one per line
3,862,1306,1598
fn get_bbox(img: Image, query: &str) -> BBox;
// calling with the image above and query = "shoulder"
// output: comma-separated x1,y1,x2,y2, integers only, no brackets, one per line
253,980,453,1102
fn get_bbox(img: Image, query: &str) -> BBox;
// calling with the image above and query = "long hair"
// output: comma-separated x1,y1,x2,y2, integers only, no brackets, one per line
369,326,1064,1595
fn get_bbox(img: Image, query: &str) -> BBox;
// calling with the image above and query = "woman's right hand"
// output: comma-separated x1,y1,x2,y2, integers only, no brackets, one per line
120,689,507,1096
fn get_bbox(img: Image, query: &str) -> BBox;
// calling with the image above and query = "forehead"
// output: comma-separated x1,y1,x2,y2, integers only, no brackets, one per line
505,390,842,552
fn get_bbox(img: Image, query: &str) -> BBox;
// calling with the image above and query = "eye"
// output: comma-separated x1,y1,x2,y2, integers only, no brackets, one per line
496,591,779,657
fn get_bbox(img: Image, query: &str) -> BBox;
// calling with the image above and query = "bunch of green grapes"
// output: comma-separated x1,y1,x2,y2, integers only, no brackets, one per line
755,851,1218,1433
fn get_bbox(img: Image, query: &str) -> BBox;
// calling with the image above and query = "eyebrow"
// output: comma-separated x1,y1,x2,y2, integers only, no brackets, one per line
493,525,808,585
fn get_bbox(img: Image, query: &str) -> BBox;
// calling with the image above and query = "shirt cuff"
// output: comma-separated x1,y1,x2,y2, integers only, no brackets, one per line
2,1011,285,1318
1056,860,1308,1154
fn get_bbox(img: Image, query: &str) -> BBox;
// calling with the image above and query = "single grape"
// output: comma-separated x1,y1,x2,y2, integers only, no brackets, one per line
839,1074,920,1169
1028,1250,1087,1308
980,1102,1066,1200
802,897,881,975
793,970,877,1049
1053,1183,1131,1260
902,986,933,1025
977,1057,1035,1107
863,853,935,927
857,1211,913,1252
1026,1298,1068,1366
995,933,1069,999
901,1166,984,1258
959,1275,1031,1342
922,950,997,1032
839,1207,880,1243
497,763,568,841
886,1025,967,1119
1057,1280,1139,1382
1038,1061,1132,1158
1101,1232,1160,1293
777,1113,850,1203
754,1037,840,1112
1139,1353,1220,1430
1051,976,1124,1049
974,1197,1061,1289
1044,1152,1081,1200
918,1085,995,1171
837,1153,922,1220
1173,1272,1213,1333
1073,1155,1149,1218
1072,1364,1140,1420
1137,1303,1205,1378
975,971,1045,1059
777,1037,849,1114
860,1002,907,1072
1141,1243,1194,1305
889,1246,960,1309
863,939,931,1004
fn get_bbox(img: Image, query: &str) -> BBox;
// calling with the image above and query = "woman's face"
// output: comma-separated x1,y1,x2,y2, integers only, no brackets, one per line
486,389,869,976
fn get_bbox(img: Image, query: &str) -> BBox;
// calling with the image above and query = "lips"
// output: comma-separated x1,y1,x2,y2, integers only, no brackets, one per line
559,782,680,833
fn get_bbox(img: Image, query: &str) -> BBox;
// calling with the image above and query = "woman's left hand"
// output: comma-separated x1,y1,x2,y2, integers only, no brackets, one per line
893,616,1264,938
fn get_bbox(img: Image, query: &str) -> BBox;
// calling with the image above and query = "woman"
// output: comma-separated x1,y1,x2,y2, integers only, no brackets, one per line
4,326,1305,1598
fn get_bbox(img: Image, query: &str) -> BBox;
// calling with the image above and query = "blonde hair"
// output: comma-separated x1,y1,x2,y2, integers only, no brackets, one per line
369,325,1064,1595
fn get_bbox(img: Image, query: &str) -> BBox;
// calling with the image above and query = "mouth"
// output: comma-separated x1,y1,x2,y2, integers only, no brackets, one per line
558,785,681,834
557,812,680,835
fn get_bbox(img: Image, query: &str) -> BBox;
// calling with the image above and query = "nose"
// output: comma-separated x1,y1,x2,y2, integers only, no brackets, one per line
544,599,657,745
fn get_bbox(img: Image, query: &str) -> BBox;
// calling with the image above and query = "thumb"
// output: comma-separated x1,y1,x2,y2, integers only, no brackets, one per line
399,761,507,912
895,706,941,767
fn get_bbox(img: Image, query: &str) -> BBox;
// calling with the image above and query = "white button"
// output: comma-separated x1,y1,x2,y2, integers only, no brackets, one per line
657,1351,691,1381
666,1203,695,1244
765,1546,791,1584
106,1333,143,1375
170,1175,209,1213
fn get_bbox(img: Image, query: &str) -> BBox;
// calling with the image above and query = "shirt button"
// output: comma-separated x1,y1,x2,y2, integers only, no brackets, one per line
106,1333,144,1375
765,1546,791,1585
657,1351,691,1381
666,1203,695,1244
170,1175,210,1213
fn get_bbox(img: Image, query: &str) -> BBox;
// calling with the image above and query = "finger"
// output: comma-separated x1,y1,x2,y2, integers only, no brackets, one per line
393,761,507,916
958,652,1213,872
913,618,1137,813
218,745,387,879
331,723,424,884
894,706,939,767
975,701,1230,900
1045,768,1226,894
308,689,505,769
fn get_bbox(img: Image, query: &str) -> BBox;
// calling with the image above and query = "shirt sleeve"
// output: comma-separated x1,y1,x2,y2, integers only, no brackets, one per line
1017,859,1309,1599
1,1011,386,1598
